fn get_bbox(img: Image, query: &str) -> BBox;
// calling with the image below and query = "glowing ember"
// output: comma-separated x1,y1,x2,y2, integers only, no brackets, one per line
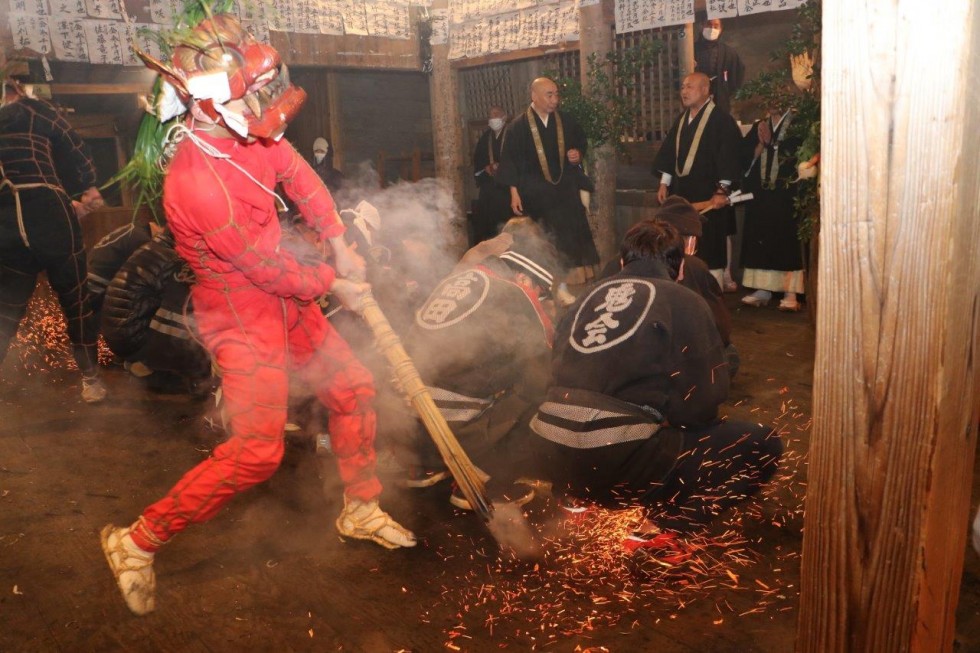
423,376,811,648
8,284,112,373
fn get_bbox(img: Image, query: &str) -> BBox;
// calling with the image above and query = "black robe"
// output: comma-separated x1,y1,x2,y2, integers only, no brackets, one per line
739,116,803,272
652,102,742,269
694,39,745,115
497,109,599,268
470,127,511,245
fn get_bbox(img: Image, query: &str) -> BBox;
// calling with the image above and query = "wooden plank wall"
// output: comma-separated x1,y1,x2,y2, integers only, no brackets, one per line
334,70,434,187
270,31,421,71
797,0,980,650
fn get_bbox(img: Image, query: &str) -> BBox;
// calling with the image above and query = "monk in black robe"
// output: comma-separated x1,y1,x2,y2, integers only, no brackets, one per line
652,72,742,283
470,106,512,245
497,77,599,290
738,108,805,311
694,18,745,115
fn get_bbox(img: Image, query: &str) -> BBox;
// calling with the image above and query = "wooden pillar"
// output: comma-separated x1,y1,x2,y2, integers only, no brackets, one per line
797,2,980,652
678,22,695,78
428,0,468,255
326,71,344,170
578,0,618,265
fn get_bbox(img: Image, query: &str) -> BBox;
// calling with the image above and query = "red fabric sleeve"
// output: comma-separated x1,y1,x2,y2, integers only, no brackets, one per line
270,139,345,241
170,150,337,301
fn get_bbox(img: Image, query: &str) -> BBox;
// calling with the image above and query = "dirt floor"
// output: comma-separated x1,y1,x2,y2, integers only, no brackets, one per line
1,287,978,653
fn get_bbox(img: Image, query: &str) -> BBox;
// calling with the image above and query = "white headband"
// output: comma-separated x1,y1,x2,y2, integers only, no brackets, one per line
499,250,553,290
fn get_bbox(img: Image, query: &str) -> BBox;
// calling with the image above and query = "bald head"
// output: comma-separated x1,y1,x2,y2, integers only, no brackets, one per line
530,77,559,115
680,72,711,110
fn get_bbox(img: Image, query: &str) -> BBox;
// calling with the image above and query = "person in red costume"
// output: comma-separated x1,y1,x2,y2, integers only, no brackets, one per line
101,14,415,616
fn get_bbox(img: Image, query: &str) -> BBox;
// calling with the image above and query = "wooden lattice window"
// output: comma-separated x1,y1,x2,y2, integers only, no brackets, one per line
615,27,683,144
460,64,521,119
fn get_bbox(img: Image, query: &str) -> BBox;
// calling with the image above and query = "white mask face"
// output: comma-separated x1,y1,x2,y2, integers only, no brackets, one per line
702,27,721,41
314,152,326,163
488,118,505,132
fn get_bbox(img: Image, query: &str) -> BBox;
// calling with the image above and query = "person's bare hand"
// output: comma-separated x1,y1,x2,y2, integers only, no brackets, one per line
329,237,366,281
758,121,772,146
330,278,371,313
72,200,90,218
657,184,669,204
80,186,104,211
510,188,523,215
710,193,729,210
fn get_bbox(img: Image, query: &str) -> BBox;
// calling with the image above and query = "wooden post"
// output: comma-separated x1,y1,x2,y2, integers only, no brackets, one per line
428,0,468,255
797,2,980,652
326,71,344,170
411,146,421,182
678,22,695,79
578,0,617,265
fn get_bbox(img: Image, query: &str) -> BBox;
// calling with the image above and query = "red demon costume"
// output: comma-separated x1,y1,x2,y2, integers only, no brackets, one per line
101,14,414,617
134,133,383,544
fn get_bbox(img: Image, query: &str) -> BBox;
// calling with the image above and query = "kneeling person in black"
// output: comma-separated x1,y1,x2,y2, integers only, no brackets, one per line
394,237,559,508
531,219,781,535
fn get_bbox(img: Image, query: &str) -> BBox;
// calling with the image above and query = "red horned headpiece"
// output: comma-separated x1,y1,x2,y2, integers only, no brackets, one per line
140,14,305,140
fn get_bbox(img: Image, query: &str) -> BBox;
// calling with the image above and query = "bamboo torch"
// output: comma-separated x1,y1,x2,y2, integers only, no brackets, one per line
357,291,494,521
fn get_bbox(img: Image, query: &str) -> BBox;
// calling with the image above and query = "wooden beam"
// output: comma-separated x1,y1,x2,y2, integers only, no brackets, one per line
797,1,980,652
47,83,150,95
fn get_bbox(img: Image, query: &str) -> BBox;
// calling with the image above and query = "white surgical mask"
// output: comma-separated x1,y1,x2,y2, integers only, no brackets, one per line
489,118,505,132
702,27,721,41
314,152,326,163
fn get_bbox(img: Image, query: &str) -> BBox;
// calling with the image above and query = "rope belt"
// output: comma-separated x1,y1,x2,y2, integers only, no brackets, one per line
0,178,64,248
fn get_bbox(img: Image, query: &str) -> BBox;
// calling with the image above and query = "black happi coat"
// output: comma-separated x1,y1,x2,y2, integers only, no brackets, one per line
652,103,742,268
407,257,553,473
497,109,599,267
533,258,729,499
471,127,511,244
739,115,803,272
101,232,207,378
694,39,745,115
87,223,153,313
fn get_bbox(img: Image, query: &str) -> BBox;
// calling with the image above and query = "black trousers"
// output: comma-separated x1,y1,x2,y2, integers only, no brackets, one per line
0,188,99,374
645,420,782,531
538,418,783,533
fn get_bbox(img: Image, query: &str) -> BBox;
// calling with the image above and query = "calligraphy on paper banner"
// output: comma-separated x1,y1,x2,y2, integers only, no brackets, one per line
50,18,88,61
84,0,121,20
82,19,125,64
447,0,581,61
729,0,807,18
614,0,695,35
706,0,738,19
428,7,449,46
49,0,87,17
9,13,51,54
10,0,49,16
123,23,164,66
6,0,427,65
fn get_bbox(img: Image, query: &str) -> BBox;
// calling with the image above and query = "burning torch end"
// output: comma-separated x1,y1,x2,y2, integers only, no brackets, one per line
486,501,544,561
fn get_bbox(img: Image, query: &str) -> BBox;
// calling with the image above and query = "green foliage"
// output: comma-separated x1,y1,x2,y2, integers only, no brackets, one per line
104,0,238,221
546,40,663,158
735,0,821,242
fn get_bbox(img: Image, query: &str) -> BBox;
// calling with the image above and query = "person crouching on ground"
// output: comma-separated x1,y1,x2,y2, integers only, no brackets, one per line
530,218,782,546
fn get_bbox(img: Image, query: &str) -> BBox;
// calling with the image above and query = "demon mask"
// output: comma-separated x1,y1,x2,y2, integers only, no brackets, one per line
139,14,305,140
